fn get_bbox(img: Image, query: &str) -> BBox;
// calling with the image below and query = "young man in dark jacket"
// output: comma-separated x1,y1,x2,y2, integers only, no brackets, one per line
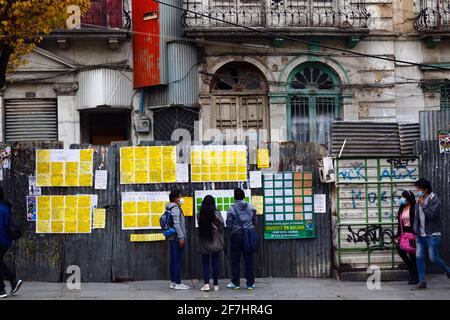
167,190,190,290
0,188,23,298
413,179,450,290
226,188,257,290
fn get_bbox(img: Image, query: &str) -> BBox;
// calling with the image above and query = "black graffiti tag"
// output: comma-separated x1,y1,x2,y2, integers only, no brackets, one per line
346,225,396,252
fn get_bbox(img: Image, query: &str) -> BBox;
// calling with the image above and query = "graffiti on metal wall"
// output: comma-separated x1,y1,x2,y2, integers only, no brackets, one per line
346,225,396,252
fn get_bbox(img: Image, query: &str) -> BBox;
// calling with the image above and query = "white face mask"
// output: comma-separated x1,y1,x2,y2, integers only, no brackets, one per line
178,198,185,206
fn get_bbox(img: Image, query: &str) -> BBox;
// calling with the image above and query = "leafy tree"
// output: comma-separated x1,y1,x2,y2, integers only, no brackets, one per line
0,0,91,89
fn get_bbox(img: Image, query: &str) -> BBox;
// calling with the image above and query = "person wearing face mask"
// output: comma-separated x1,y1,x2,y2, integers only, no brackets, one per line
413,178,450,290
396,191,418,285
166,190,190,290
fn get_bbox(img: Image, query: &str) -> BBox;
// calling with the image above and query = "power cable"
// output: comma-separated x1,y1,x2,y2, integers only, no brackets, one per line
154,0,450,71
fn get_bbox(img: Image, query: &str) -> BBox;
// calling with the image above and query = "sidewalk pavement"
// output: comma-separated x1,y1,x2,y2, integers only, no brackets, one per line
3,275,450,300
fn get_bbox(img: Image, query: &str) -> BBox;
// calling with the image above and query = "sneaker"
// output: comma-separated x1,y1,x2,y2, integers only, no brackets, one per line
226,283,240,290
10,280,23,295
174,284,190,290
411,281,427,290
200,284,210,291
247,285,255,290
169,282,176,289
446,272,450,281
0,290,7,299
213,285,219,291
408,279,419,285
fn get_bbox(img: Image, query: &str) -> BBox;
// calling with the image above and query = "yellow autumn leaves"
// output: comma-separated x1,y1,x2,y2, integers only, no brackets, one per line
0,0,91,71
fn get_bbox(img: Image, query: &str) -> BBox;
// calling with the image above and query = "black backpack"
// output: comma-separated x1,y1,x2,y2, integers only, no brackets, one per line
7,213,22,241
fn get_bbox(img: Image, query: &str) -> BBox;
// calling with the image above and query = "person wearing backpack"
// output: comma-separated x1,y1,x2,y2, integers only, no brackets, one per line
395,191,418,285
0,187,23,298
226,188,257,290
166,190,190,290
198,195,224,291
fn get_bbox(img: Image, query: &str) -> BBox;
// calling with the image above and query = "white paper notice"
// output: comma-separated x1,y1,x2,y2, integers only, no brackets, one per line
94,170,108,190
28,176,41,195
249,171,262,188
314,194,326,213
176,164,189,183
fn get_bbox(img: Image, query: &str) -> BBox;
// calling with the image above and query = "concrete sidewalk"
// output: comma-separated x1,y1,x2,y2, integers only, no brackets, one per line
3,275,450,300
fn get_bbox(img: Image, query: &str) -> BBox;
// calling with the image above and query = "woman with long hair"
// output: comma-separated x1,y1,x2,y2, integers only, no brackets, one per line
396,190,418,285
198,195,224,291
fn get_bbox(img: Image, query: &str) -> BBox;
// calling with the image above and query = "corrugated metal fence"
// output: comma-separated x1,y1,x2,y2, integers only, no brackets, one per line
2,141,332,282
416,141,450,273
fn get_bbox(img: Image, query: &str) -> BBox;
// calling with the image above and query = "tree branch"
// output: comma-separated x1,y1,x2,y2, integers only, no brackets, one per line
0,45,13,90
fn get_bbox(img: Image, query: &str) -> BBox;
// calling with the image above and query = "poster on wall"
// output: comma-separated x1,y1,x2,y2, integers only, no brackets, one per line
438,130,450,154
194,189,251,227
35,195,96,234
121,191,193,230
263,172,315,239
27,196,37,221
28,176,41,195
190,145,248,182
35,149,94,187
120,146,187,184
0,145,12,169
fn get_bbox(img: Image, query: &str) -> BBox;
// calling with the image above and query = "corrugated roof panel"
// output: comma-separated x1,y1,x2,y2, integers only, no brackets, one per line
332,122,420,157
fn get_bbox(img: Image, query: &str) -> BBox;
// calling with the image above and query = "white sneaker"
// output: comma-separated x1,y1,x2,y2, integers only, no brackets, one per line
174,283,190,290
214,285,219,291
169,282,176,289
200,284,210,291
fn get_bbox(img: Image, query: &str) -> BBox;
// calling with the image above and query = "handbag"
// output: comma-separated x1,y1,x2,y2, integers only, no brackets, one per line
234,206,259,254
399,212,416,254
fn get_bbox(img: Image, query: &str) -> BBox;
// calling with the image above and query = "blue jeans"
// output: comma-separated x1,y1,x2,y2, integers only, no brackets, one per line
416,235,450,282
169,240,184,284
230,232,254,287
202,253,219,285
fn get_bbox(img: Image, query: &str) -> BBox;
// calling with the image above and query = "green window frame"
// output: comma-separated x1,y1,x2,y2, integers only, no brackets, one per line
440,82,450,110
286,62,341,144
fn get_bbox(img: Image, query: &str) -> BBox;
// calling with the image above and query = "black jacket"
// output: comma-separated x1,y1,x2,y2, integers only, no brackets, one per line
396,204,415,237
414,193,442,236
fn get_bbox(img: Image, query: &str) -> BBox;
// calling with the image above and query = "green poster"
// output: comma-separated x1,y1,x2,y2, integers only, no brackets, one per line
263,172,315,239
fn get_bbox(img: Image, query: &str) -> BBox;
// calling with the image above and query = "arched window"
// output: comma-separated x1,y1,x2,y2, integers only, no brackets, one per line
210,62,269,136
287,62,341,144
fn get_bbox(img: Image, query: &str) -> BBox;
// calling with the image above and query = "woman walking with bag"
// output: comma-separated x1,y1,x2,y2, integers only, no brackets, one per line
198,195,224,291
396,191,418,285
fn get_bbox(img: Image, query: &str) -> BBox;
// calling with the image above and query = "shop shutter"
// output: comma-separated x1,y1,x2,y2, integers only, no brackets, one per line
4,99,58,142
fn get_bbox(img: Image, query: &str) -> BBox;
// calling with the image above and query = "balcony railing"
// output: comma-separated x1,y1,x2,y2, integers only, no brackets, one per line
414,0,450,32
183,0,370,31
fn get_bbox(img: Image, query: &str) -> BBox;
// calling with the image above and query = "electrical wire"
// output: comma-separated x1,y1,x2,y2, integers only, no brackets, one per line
154,0,450,71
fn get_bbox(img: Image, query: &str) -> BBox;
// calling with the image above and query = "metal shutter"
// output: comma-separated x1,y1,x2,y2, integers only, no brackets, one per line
4,99,58,142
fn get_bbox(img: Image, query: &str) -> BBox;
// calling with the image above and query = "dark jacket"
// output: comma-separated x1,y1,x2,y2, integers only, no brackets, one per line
0,201,12,247
226,200,256,235
413,193,441,236
396,204,415,237
199,210,224,255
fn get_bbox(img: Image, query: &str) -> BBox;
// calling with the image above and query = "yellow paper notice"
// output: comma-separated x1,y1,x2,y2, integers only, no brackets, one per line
257,149,270,168
130,234,165,242
251,196,264,215
181,197,194,217
35,149,93,187
93,209,106,229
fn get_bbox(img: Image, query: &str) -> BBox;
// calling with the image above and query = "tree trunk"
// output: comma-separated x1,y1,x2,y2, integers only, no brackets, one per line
0,45,13,90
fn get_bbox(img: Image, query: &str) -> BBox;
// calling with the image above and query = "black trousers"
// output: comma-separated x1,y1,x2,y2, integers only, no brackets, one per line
0,246,16,291
397,247,418,281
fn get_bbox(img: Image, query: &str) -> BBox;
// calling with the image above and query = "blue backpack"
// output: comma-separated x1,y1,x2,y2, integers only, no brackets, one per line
160,206,176,239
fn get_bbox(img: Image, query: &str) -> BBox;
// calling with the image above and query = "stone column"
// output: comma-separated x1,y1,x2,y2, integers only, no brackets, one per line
53,82,79,148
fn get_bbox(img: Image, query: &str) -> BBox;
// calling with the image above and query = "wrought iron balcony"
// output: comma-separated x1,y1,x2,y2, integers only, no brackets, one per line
414,1,450,32
183,0,371,35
